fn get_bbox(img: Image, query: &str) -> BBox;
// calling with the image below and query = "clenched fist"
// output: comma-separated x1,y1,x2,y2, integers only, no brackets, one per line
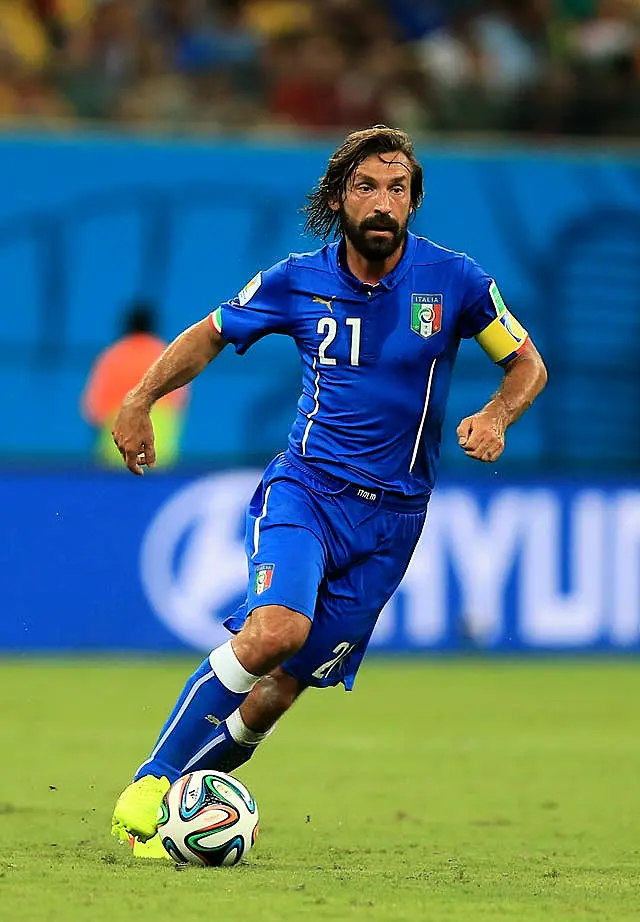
457,410,505,463
112,398,156,475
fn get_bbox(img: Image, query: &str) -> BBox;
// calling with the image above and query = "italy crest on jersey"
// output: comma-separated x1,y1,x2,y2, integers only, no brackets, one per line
411,294,443,339
254,563,274,595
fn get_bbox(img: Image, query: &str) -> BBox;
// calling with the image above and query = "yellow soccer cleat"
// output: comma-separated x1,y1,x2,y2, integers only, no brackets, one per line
130,833,172,860
111,775,171,843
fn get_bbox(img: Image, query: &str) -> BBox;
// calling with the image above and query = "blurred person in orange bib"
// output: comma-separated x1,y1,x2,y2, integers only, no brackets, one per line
81,300,188,469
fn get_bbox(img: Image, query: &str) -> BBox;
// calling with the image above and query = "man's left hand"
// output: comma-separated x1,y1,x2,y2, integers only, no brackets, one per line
457,411,505,463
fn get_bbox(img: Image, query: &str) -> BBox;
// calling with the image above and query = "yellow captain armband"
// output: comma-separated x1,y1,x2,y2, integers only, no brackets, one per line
475,281,528,365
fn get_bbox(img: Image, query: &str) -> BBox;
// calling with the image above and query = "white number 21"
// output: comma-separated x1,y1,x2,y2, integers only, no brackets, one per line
317,317,361,366
311,642,356,680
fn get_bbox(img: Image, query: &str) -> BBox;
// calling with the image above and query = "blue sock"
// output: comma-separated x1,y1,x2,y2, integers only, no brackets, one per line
179,708,275,775
134,642,259,783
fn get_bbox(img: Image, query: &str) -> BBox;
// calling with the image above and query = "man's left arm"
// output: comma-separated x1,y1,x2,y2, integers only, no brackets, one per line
457,338,547,462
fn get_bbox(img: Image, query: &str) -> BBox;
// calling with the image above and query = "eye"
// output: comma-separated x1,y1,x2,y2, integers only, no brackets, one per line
391,185,406,194
357,183,373,193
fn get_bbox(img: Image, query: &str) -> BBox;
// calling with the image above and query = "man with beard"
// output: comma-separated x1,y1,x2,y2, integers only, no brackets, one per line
111,126,547,857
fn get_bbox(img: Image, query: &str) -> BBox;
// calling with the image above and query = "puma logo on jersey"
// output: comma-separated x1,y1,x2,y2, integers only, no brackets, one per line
312,295,335,313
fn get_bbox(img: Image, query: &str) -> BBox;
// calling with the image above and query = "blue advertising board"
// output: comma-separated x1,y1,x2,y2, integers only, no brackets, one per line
3,471,639,653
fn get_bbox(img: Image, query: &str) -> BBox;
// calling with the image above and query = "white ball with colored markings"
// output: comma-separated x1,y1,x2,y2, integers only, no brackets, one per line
157,770,259,866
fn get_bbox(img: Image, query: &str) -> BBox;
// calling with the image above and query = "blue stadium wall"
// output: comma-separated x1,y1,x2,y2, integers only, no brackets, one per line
1,132,639,469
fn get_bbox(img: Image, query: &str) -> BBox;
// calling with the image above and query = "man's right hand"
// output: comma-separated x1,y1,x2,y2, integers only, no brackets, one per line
109,318,224,474
112,397,156,475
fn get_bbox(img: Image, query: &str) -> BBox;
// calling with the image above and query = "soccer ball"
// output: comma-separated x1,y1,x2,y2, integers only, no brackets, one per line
156,770,259,866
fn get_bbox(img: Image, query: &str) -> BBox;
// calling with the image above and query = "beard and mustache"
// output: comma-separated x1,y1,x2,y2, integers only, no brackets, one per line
340,208,409,262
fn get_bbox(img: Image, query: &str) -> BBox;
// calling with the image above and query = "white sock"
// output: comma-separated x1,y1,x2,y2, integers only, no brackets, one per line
227,708,276,748
209,641,259,694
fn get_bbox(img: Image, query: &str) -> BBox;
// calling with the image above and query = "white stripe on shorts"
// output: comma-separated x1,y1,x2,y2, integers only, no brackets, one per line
252,483,272,558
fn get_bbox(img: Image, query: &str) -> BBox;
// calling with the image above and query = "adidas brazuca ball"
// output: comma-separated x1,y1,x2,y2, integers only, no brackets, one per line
157,770,259,866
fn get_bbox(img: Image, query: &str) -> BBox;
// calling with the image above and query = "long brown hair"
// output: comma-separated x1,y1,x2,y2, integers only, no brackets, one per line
303,125,424,241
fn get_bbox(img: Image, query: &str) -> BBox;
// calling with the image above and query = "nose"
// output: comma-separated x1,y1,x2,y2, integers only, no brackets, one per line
374,189,392,214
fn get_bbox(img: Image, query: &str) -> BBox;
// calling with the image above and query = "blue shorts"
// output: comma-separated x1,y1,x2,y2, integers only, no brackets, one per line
224,453,427,690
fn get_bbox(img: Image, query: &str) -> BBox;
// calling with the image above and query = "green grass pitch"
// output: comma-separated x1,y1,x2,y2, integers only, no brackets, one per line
1,658,639,921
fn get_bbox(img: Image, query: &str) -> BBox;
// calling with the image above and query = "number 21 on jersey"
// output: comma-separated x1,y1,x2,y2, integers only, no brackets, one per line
317,317,361,366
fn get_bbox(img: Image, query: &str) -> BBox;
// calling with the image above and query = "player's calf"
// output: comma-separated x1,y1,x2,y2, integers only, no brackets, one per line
133,608,308,781
241,667,304,731
180,668,305,774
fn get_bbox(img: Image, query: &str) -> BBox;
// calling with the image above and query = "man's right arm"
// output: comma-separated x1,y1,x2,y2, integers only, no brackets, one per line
113,318,226,475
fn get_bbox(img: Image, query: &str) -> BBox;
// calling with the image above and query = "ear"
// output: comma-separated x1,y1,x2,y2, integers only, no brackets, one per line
328,200,340,213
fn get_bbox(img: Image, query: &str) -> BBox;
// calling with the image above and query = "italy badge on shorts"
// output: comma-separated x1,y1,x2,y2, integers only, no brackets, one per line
411,294,442,339
254,563,274,595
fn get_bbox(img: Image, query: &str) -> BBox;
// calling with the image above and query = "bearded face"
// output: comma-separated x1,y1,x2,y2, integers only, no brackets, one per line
340,207,409,262
336,152,413,263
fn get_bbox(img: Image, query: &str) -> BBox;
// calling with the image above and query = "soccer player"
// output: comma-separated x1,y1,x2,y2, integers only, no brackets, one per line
111,126,547,858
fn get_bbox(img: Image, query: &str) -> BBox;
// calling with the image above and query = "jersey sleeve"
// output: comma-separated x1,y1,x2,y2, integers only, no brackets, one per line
208,258,291,355
458,256,529,365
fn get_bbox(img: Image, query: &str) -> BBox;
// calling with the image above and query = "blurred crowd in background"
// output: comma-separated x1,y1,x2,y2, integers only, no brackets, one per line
0,0,638,137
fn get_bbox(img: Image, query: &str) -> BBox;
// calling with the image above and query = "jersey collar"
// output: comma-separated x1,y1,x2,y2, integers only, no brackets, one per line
331,231,418,293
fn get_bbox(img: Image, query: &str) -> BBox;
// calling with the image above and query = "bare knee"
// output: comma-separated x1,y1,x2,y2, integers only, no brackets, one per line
232,605,310,675
240,667,304,733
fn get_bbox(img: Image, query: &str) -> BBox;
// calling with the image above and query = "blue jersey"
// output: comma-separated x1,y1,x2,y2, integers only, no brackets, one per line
211,232,527,499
